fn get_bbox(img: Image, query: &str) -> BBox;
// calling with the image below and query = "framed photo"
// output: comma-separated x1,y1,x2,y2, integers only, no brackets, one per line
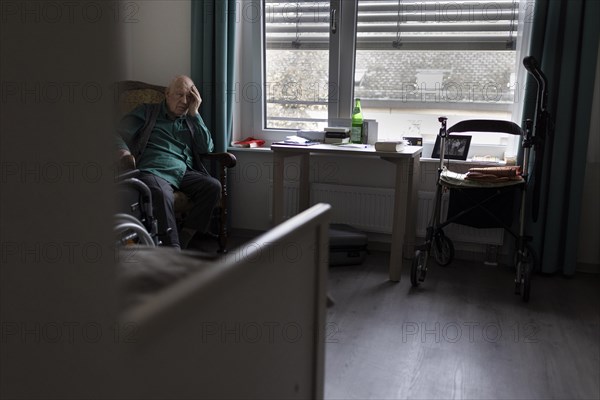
403,136,423,146
431,135,472,160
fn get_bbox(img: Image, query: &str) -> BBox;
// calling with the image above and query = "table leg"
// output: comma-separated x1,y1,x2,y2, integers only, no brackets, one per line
388,157,418,281
272,152,285,225
405,156,419,257
298,153,310,212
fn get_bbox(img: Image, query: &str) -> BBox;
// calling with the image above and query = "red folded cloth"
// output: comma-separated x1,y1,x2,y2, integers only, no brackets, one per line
465,166,522,182
233,137,266,148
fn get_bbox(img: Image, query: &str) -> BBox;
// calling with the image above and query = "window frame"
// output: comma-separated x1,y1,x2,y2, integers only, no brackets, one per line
239,0,534,155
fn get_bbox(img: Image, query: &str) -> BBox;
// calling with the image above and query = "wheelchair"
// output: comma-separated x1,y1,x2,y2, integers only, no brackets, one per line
114,170,160,248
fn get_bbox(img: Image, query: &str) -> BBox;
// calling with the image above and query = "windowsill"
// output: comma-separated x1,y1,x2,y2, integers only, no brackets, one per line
230,132,513,159
228,146,507,165
228,146,272,152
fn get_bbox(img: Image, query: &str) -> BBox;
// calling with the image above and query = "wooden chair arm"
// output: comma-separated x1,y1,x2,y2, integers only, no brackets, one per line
198,151,236,253
114,154,137,177
200,152,237,169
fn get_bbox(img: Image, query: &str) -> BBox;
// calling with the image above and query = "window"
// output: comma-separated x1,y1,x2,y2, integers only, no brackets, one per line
263,1,331,130
256,0,533,155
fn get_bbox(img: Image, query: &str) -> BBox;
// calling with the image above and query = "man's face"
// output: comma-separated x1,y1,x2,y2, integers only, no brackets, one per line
165,79,193,116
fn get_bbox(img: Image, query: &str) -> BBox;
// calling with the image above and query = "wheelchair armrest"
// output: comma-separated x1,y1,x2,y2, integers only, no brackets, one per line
200,152,237,169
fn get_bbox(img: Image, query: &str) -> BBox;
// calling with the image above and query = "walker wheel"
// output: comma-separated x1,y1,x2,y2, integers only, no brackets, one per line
515,247,533,301
521,262,532,302
432,231,454,266
411,250,427,287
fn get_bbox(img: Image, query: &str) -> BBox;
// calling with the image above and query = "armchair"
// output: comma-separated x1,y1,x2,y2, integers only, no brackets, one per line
115,80,237,252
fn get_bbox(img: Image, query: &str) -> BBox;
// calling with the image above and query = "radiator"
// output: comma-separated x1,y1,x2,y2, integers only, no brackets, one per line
269,183,503,246
311,183,395,234
268,182,394,233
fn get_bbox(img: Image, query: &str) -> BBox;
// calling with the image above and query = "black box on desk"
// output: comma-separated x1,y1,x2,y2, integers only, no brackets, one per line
329,224,368,266
403,136,423,146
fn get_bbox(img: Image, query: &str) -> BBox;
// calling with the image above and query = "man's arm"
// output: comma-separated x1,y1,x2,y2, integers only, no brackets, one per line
115,105,147,168
117,105,147,148
186,85,214,154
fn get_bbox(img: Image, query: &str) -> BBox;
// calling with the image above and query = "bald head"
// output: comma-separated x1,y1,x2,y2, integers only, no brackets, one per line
167,75,194,92
165,75,198,117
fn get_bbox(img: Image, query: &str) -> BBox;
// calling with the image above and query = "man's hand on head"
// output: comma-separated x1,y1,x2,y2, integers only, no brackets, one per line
187,85,202,116
166,76,202,117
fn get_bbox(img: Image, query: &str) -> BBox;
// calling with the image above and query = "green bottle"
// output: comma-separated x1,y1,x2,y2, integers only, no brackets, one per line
351,98,364,144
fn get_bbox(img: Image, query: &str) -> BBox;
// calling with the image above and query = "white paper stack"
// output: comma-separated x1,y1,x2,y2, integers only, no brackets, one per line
374,140,407,152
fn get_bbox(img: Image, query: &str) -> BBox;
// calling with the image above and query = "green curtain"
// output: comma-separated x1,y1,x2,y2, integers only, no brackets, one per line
191,0,237,153
522,0,600,275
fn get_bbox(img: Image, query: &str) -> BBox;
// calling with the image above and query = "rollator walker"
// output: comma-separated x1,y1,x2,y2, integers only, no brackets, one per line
410,56,551,303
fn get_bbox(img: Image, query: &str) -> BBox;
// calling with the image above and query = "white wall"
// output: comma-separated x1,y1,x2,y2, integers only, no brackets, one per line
121,0,191,84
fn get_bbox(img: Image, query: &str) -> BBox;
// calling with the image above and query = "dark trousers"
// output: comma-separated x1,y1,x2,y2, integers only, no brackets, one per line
138,170,221,248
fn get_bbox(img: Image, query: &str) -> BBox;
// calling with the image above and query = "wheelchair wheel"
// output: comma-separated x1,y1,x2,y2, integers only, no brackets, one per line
432,231,454,266
410,250,427,287
114,222,155,247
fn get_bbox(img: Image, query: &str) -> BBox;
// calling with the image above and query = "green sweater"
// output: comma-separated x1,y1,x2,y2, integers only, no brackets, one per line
116,101,214,188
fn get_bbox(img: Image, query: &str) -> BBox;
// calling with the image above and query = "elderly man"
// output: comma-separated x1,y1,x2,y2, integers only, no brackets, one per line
116,75,221,249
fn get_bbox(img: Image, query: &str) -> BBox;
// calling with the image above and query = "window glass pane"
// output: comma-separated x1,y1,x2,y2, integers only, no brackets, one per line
355,50,515,104
264,1,330,130
355,49,515,143
354,0,520,144
265,49,329,130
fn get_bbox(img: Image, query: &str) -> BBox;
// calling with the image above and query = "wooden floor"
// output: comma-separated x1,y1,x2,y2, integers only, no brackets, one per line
324,251,600,400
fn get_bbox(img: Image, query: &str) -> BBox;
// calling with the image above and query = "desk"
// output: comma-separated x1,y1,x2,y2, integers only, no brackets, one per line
271,143,422,282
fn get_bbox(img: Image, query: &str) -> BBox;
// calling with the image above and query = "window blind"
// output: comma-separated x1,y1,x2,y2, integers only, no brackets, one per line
264,1,331,49
265,0,519,50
